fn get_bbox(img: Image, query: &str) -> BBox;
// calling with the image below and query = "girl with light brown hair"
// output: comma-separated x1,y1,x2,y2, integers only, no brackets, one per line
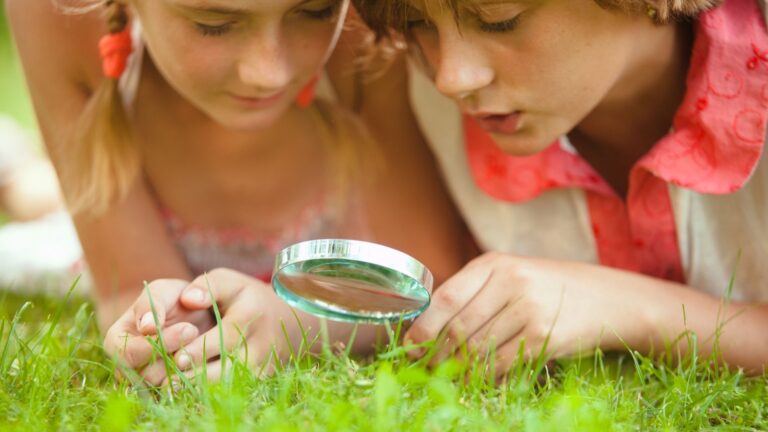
353,0,768,374
6,0,469,383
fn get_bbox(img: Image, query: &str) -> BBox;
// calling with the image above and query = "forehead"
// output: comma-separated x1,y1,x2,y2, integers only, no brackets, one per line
161,0,324,14
407,0,524,14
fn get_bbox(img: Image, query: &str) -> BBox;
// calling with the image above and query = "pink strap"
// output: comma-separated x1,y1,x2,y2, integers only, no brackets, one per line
99,28,133,79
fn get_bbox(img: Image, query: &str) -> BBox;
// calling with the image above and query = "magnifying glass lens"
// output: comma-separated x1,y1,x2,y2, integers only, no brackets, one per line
272,240,433,323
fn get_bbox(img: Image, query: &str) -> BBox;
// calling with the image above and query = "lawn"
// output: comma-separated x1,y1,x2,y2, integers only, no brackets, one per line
0,0,35,129
1,283,767,431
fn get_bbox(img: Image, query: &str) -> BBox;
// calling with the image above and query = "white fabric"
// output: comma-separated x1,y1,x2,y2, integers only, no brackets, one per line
118,19,144,112
672,152,768,301
409,62,768,302
0,117,85,295
0,211,87,295
0,116,34,187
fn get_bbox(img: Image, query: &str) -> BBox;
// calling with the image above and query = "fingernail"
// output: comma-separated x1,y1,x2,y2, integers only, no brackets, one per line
410,349,426,359
139,312,154,330
177,353,192,370
180,326,197,343
184,288,205,303
170,375,182,392
405,344,424,359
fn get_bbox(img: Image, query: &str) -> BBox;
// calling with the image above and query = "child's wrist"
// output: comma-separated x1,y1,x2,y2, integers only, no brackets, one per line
628,278,690,356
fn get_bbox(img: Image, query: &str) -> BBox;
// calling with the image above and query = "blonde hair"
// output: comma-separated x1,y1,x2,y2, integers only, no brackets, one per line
311,97,384,209
58,0,139,217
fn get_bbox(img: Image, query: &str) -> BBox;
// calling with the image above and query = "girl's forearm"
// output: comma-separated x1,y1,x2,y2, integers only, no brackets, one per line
639,280,768,374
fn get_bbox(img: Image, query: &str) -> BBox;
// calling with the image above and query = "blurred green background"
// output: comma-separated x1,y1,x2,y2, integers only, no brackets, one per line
1,0,36,130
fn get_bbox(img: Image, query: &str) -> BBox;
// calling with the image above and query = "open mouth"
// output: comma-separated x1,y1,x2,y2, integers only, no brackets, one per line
473,112,522,135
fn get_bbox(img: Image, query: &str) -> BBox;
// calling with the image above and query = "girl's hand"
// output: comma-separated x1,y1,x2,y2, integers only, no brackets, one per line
103,279,216,385
405,252,665,377
158,268,296,384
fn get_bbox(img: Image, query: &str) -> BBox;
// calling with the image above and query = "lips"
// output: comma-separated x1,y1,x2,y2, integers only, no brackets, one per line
230,90,286,108
472,112,522,135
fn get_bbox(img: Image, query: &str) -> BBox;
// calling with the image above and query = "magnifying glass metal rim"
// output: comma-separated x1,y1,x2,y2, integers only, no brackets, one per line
272,239,434,323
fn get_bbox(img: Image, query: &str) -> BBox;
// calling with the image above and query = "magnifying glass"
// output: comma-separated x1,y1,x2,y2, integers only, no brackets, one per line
272,239,433,324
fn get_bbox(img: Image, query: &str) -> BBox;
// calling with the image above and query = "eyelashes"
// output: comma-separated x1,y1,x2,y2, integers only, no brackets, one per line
196,22,233,37
301,5,336,20
405,15,522,34
478,16,521,33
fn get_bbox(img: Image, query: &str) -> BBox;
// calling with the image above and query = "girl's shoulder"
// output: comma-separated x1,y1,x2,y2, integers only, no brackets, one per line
6,0,108,93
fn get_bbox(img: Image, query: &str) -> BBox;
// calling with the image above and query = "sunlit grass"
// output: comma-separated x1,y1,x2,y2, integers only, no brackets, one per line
0,282,766,431
1,0,36,129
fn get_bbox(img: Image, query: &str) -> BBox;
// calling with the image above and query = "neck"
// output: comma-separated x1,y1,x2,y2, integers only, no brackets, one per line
149,59,325,156
570,19,694,196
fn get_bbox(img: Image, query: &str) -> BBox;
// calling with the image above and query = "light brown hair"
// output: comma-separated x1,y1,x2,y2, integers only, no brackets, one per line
353,0,725,38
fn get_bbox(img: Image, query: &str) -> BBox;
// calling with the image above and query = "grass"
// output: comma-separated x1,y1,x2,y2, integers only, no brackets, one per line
0,283,767,431
1,0,36,129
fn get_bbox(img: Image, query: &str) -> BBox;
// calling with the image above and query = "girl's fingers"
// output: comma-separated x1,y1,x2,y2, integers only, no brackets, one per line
140,359,170,387
175,308,217,335
404,257,495,356
164,345,278,387
493,335,545,379
465,301,527,358
132,279,190,334
179,268,264,311
164,359,223,386
174,289,266,371
428,273,518,364
111,321,199,370
160,322,200,354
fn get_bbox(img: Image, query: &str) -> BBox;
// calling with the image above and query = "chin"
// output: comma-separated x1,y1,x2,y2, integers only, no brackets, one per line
213,106,288,131
488,131,553,157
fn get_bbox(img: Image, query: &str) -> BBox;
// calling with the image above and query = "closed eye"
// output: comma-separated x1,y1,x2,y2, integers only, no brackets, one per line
300,5,335,20
195,22,234,37
478,15,521,33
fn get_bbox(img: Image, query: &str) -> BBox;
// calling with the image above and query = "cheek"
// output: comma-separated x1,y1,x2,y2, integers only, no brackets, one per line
164,42,234,99
284,27,337,73
143,26,230,93
526,6,635,116
177,49,231,87
495,36,615,119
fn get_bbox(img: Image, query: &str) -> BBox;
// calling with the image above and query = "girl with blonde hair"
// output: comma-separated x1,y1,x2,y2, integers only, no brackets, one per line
7,0,468,383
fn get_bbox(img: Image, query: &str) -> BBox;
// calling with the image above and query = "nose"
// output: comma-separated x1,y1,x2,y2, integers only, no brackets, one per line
237,25,293,91
433,28,494,100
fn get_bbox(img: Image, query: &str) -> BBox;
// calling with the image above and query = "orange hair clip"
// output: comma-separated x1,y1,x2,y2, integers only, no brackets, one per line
99,28,133,79
296,75,320,108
